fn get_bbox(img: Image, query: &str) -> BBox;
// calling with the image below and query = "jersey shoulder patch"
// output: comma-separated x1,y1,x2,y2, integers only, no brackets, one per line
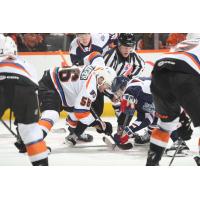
80,65,95,80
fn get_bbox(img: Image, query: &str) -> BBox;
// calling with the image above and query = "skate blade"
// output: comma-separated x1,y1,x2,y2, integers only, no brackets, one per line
166,149,189,157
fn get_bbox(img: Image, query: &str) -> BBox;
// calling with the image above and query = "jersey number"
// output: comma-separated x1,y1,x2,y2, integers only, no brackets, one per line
80,97,92,107
59,68,80,82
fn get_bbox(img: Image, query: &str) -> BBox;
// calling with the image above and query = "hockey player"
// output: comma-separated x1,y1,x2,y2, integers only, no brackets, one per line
111,76,157,145
0,35,49,166
38,54,116,145
69,33,118,123
69,33,118,66
145,34,200,166
103,33,145,116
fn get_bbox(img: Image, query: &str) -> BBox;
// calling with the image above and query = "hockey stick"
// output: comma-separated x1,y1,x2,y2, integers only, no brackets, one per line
169,119,192,166
114,110,134,150
169,137,183,166
0,119,18,139
90,107,133,150
58,50,70,68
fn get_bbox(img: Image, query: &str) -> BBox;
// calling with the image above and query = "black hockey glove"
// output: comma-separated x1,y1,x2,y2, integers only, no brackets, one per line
97,122,113,135
176,117,193,141
90,120,113,135
14,139,27,153
96,121,113,135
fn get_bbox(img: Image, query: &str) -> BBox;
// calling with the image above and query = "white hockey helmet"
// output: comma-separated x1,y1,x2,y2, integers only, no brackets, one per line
95,66,116,87
0,35,17,58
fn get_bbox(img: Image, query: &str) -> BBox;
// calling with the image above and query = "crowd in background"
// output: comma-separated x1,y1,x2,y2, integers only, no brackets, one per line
4,33,187,52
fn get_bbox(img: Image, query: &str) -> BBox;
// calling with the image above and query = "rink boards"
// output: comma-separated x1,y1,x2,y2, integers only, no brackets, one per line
2,50,168,120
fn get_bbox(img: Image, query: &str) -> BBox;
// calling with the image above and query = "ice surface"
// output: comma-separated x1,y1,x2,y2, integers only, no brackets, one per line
0,117,199,166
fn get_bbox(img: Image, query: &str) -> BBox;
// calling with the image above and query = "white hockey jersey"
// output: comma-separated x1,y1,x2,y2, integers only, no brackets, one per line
50,65,99,124
70,33,118,66
0,56,38,85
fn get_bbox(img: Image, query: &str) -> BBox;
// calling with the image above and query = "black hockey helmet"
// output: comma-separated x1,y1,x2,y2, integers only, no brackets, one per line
111,75,129,93
118,33,136,47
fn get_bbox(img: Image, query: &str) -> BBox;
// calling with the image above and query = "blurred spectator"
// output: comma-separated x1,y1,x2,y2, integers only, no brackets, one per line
159,33,170,47
45,33,67,51
17,33,47,52
137,33,163,50
165,33,187,48
65,33,76,51
69,33,118,66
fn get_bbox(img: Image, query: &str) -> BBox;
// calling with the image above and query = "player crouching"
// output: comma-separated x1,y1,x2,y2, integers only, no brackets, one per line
38,54,116,146
65,66,116,146
111,75,158,146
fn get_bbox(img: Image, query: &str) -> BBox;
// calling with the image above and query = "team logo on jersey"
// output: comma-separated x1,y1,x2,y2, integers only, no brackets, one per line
83,47,90,52
157,60,175,67
90,90,96,98
142,102,155,113
6,75,19,80
80,65,94,80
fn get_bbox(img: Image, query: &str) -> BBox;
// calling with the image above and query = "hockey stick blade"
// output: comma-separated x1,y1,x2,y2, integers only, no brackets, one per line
102,136,133,150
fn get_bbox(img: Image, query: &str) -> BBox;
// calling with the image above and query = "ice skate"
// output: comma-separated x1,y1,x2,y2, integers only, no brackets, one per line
165,140,189,157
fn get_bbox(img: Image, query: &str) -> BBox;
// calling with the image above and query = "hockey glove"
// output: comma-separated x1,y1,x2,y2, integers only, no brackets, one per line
96,121,113,135
122,126,138,138
176,123,193,141
120,94,135,114
177,113,193,141
114,132,129,144
14,139,27,153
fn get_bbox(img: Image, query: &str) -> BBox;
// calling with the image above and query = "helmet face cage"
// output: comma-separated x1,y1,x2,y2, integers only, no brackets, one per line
96,67,116,91
111,76,129,94
118,33,136,47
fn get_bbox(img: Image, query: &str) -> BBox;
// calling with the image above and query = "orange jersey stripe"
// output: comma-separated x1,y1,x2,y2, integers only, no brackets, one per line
86,74,93,89
74,111,91,119
151,128,170,143
0,62,31,76
38,119,53,131
145,61,154,67
26,140,47,156
66,118,77,127
166,52,200,70
88,51,101,62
